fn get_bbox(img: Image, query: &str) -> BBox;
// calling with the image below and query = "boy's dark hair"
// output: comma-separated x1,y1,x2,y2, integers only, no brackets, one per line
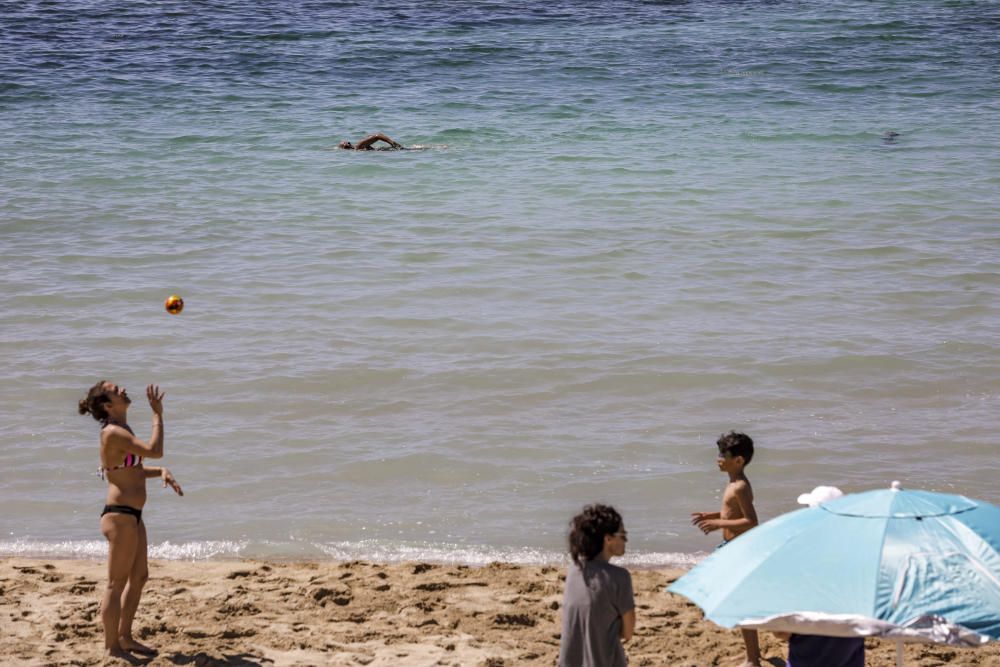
567,504,623,568
717,431,754,465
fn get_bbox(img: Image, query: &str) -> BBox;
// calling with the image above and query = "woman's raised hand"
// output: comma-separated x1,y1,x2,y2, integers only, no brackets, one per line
146,384,165,416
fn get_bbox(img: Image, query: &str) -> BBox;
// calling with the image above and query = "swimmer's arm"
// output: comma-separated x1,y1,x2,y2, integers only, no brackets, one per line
355,133,403,149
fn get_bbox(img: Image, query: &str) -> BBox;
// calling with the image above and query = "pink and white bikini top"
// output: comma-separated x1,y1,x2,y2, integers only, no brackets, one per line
98,423,142,480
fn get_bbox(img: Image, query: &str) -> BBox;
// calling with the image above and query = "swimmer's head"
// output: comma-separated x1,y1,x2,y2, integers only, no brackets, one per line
339,140,353,150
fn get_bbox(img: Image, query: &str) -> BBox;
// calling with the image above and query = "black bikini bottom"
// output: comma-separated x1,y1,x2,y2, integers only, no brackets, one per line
101,504,142,522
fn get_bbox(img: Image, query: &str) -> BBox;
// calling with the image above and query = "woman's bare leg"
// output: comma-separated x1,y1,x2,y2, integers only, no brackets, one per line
101,513,138,659
117,519,156,654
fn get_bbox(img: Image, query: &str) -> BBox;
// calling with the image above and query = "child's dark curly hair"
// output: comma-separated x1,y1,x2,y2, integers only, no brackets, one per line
717,431,754,465
568,504,623,567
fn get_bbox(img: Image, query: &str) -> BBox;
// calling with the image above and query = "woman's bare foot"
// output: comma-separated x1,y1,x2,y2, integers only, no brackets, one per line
119,636,158,655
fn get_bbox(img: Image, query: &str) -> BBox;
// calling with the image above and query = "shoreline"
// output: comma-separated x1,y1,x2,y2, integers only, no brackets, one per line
0,539,705,569
4,558,998,666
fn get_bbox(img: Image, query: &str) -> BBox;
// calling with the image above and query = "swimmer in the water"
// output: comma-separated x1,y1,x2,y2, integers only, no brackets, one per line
338,133,404,150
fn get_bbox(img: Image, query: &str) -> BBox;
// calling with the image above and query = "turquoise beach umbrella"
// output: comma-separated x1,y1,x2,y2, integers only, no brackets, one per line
668,482,1000,665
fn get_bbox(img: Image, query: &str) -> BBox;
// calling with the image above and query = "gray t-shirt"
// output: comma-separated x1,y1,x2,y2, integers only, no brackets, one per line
558,559,635,667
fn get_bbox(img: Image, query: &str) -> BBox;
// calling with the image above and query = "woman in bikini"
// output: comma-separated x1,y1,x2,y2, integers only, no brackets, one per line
78,381,183,660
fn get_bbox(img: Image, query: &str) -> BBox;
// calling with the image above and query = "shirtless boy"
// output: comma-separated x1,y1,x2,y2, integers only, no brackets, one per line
691,431,761,667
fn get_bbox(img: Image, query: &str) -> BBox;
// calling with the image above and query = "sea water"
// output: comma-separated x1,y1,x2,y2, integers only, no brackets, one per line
1,0,998,565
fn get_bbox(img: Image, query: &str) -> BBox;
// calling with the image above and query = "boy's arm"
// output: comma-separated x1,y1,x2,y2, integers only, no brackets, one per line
733,482,759,528
694,483,758,533
691,511,721,525
695,516,755,533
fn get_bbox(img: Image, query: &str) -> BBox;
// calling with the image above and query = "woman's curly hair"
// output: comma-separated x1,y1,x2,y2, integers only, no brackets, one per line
78,380,112,423
568,504,623,567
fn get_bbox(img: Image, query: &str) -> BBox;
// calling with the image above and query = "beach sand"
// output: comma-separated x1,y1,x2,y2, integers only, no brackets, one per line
2,558,996,666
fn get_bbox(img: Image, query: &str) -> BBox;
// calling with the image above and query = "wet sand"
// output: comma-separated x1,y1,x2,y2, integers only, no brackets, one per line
2,558,996,666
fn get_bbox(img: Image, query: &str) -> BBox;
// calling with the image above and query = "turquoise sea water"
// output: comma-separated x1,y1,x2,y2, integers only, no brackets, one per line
1,1,998,564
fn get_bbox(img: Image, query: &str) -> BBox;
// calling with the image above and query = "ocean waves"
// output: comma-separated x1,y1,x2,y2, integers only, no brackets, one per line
1,0,998,560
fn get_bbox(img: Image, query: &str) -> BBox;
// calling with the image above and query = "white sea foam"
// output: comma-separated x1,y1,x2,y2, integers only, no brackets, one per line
0,539,249,561
0,539,702,568
315,540,702,568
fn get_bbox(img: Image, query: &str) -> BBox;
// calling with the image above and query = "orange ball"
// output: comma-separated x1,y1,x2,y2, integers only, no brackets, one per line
164,294,184,315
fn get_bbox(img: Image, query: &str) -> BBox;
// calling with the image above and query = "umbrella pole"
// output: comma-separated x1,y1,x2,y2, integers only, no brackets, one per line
896,640,905,667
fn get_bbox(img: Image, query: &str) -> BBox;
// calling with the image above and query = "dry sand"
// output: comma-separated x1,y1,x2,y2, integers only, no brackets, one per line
2,557,996,666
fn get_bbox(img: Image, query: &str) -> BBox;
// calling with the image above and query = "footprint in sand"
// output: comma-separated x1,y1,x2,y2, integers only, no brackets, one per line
67,580,97,594
493,613,536,628
311,584,353,606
